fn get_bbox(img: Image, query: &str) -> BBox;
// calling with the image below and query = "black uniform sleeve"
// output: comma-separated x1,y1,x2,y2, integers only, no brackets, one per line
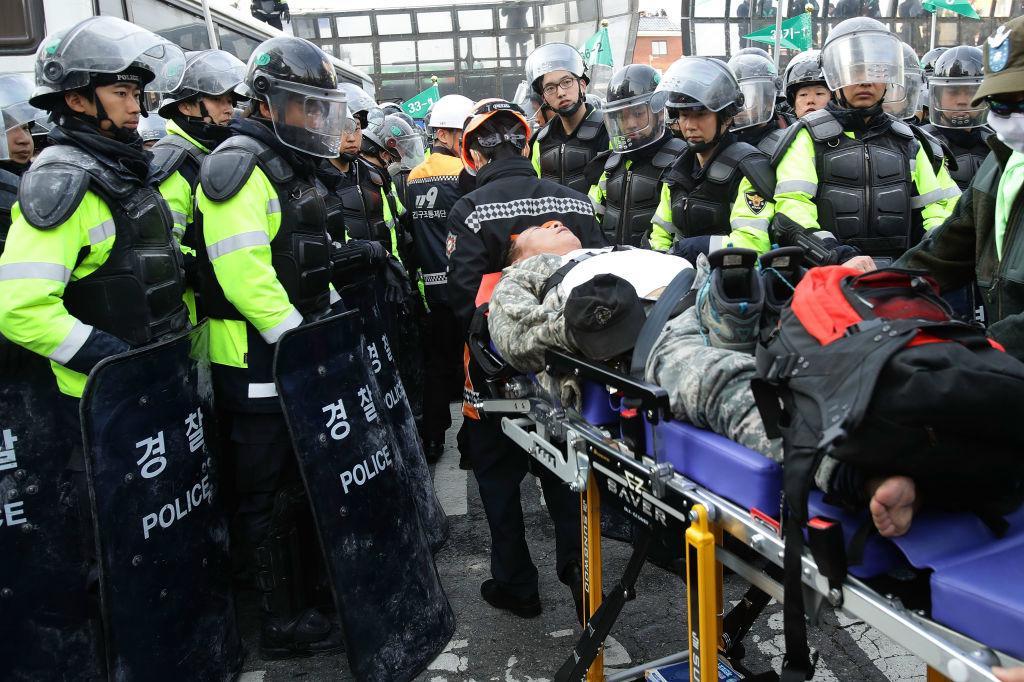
577,211,609,249
445,199,492,338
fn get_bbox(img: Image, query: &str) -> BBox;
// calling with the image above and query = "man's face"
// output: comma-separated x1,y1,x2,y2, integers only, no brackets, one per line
616,104,650,139
201,94,235,125
340,120,362,156
513,221,582,261
794,85,830,117
541,70,580,111
435,127,461,155
939,85,975,112
68,82,142,132
678,108,720,145
841,82,886,108
5,123,33,164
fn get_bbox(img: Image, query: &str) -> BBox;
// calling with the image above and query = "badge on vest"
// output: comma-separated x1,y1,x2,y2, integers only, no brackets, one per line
988,25,1011,73
745,190,767,214
445,232,458,257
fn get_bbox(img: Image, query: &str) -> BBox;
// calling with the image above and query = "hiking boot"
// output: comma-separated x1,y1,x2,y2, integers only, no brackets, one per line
758,247,805,343
259,608,345,660
697,248,764,353
480,579,542,618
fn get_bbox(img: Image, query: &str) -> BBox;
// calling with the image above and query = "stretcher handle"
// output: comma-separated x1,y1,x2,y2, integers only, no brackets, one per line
544,349,671,420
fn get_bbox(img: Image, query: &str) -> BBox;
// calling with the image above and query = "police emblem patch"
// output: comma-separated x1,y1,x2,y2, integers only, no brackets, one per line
988,25,1011,73
445,232,457,257
745,191,767,214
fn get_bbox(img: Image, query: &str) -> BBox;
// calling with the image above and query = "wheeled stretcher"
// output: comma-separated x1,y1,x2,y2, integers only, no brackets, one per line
470,347,1024,682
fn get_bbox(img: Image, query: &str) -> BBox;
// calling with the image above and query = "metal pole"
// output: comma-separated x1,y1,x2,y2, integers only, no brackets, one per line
773,0,785,71
930,10,937,51
201,0,219,50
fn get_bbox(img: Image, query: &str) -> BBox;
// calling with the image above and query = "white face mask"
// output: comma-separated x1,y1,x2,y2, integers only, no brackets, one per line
989,112,1024,154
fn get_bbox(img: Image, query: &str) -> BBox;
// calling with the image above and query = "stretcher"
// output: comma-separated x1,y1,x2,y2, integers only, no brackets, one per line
470,347,1024,682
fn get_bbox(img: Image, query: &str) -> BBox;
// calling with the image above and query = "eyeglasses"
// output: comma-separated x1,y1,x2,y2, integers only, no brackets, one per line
542,76,578,97
986,96,1024,117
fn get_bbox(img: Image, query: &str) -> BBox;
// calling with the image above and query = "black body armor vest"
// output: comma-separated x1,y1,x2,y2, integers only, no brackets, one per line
602,137,685,246
536,106,608,194
0,166,18,253
197,134,331,321
17,144,187,346
322,159,391,249
921,124,991,191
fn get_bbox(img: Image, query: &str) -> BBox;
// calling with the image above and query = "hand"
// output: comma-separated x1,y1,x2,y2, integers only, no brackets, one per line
382,257,412,305
842,255,877,273
993,668,1024,682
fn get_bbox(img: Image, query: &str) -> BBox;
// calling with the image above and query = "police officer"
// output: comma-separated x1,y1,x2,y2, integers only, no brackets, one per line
897,15,1024,360
782,50,830,119
526,43,610,193
920,46,949,122
587,64,685,246
728,52,787,153
882,42,925,123
0,15,188,405
446,98,606,621
771,17,960,268
647,57,777,259
377,112,426,224
0,73,38,245
921,46,993,190
194,35,345,659
360,112,412,258
150,49,246,321
406,93,474,461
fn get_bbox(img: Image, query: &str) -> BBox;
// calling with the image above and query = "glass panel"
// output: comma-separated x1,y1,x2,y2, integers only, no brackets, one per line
601,0,629,15
321,43,335,57
378,77,418,101
993,0,1012,15
499,32,535,69
417,38,456,70
336,15,372,36
292,16,317,39
97,0,126,19
458,9,494,30
540,3,567,26
604,14,631,67
318,17,333,38
377,13,412,36
570,1,580,22
564,21,591,47
693,21,727,58
499,5,535,28
459,36,499,69
338,42,375,72
502,74,525,100
379,40,416,72
578,0,600,22
542,29,568,44
418,11,453,32
461,74,504,102
128,0,209,51
217,25,260,62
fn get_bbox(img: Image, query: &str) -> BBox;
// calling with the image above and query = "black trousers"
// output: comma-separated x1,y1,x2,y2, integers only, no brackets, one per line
459,415,582,598
420,303,465,444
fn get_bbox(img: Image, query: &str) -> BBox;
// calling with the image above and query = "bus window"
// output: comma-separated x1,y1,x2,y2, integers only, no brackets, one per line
127,0,210,51
0,0,44,55
97,0,127,20
217,24,261,62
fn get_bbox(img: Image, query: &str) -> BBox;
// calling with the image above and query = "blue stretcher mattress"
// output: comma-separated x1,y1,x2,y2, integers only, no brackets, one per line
580,382,1024,659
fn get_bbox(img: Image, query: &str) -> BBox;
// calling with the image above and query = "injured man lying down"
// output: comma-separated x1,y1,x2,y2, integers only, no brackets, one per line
487,221,917,540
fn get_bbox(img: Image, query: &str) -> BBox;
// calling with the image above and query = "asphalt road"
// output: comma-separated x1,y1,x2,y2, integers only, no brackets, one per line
238,407,925,682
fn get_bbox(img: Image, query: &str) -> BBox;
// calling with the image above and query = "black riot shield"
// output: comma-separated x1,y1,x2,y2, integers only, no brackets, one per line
274,310,456,682
0,340,101,681
79,325,241,682
340,277,450,551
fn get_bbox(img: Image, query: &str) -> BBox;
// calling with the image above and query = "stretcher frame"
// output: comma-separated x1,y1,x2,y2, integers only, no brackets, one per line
474,349,1023,682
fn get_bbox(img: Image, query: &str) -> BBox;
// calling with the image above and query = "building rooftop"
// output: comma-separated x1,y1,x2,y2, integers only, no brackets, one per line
637,14,680,33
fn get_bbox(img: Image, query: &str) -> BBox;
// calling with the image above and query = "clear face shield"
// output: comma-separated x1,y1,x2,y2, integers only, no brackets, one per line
382,115,425,170
821,32,904,93
929,77,987,128
883,70,923,119
659,58,739,114
183,50,246,96
513,81,538,120
733,78,776,129
603,91,667,152
266,81,348,157
1,103,39,160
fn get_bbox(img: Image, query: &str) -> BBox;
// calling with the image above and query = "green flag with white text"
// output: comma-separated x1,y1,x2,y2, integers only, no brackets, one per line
581,26,613,68
401,84,440,120
743,12,813,51
922,0,980,20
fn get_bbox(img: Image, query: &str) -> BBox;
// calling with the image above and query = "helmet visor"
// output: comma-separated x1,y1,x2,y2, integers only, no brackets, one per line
0,105,37,161
513,81,538,119
733,78,776,129
928,77,987,128
883,70,922,119
658,58,737,113
822,32,903,91
603,91,667,152
181,50,246,96
337,83,376,117
39,16,186,92
266,81,347,157
527,43,586,85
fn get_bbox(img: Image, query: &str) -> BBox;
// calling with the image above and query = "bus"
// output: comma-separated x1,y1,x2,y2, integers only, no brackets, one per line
0,0,375,96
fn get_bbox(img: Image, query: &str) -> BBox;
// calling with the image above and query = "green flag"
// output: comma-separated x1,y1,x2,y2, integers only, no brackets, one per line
743,12,813,51
581,26,613,68
401,84,440,120
922,0,980,19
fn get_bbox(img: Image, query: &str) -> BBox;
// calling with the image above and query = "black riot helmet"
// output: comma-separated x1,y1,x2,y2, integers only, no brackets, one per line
920,47,949,77
735,47,772,60
157,49,246,119
235,36,347,158
783,49,826,105
928,45,987,128
603,64,668,153
656,57,742,151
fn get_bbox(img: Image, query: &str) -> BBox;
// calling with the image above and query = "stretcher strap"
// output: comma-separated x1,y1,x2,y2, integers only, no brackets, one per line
554,529,652,682
629,267,696,379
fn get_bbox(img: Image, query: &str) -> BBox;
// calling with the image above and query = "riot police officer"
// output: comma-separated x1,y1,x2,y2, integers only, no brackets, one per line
919,46,949,122
406,93,474,461
647,57,777,259
0,73,37,246
376,112,426,226
921,46,992,190
781,50,830,119
0,15,188,405
195,35,345,659
587,64,685,246
771,17,960,267
150,49,246,321
728,52,787,153
883,42,926,123
526,43,610,193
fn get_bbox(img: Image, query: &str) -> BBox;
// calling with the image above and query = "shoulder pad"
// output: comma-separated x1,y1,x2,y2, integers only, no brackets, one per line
757,127,786,157
216,135,294,185
889,118,914,139
601,149,620,173
652,137,686,169
360,161,385,187
16,145,92,229
803,109,844,143
149,135,201,185
910,124,948,174
584,151,612,188
707,141,760,185
769,120,808,166
200,145,257,202
536,120,553,143
737,150,777,200
0,167,18,196
577,108,605,141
